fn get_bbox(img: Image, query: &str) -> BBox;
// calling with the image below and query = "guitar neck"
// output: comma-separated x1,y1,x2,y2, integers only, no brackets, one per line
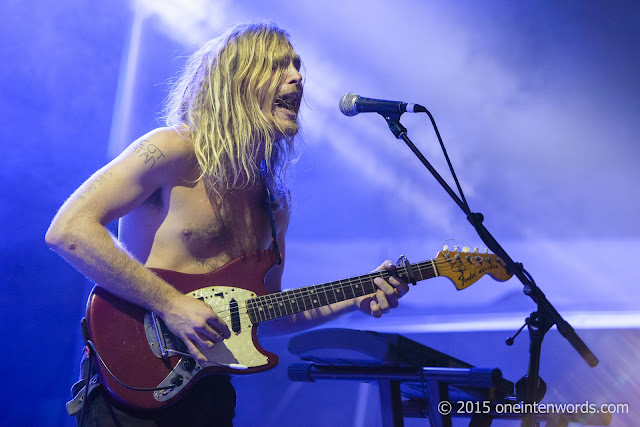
247,258,438,324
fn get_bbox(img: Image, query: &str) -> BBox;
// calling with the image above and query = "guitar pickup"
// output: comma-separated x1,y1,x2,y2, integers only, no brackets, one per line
229,298,241,335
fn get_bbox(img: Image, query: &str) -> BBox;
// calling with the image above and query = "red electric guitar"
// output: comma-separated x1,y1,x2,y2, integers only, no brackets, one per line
86,247,512,410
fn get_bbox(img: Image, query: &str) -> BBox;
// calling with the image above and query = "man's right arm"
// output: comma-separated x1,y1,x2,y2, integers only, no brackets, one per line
45,128,229,363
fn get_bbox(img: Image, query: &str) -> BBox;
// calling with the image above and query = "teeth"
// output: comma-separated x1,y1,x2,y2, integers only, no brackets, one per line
275,95,298,112
275,92,300,112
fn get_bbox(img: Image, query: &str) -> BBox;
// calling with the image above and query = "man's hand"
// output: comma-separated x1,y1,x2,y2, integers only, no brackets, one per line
161,294,231,364
355,260,410,318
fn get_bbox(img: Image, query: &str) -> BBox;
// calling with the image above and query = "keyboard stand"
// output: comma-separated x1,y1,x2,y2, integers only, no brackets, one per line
288,363,504,427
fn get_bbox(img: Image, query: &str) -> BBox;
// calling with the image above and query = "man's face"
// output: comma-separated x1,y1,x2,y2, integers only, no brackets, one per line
271,55,303,138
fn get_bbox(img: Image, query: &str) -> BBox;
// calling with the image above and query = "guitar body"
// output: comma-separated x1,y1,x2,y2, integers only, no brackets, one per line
86,250,280,411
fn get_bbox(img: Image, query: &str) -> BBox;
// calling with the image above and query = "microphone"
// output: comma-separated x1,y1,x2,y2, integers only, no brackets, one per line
339,92,426,117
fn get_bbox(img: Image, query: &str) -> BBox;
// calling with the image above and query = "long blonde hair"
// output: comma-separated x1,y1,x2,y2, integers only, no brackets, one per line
164,22,300,204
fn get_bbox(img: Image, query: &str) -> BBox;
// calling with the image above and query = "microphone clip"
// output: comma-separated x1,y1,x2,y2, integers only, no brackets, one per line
383,114,407,139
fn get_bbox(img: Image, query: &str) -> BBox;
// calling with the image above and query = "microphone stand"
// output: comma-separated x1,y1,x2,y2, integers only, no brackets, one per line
381,113,598,427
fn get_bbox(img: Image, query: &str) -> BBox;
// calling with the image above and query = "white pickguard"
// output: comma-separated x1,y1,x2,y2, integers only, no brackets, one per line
146,286,269,402
188,286,268,368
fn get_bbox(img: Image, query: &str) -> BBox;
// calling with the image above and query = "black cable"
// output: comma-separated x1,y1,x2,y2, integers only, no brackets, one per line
86,340,173,392
423,109,469,210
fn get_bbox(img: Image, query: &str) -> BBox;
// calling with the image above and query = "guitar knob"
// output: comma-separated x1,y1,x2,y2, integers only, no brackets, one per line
182,358,196,371
171,375,184,387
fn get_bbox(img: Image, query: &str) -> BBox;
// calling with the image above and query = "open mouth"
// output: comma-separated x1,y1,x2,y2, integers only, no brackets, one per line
274,91,301,114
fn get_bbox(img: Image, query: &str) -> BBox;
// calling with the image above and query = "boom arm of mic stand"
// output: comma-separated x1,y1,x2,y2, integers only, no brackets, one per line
383,115,470,215
382,113,598,369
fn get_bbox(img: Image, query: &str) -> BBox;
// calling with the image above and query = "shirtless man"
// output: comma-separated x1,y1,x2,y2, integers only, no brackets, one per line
46,23,409,425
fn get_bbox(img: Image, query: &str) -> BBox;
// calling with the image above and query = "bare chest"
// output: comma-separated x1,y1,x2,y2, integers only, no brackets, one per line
176,184,272,255
126,181,274,272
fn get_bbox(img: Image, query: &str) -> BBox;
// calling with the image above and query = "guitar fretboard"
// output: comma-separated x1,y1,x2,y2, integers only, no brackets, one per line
246,258,438,324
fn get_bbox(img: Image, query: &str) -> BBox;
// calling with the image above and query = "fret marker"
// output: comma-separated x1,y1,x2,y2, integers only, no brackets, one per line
310,290,315,294
355,285,359,288
336,289,341,293
313,299,317,303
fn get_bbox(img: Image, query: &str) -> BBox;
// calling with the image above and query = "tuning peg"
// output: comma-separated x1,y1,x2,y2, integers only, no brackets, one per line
443,245,449,251
462,247,470,252
454,245,459,252
474,248,479,253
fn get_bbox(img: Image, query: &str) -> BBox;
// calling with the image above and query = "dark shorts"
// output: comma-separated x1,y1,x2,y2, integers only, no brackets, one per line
76,375,237,427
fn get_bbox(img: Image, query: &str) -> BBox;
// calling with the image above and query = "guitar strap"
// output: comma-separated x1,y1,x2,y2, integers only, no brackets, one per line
266,188,283,265
261,160,283,265
66,317,99,418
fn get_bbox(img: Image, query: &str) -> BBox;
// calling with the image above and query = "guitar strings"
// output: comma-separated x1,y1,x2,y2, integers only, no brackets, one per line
204,257,503,320
173,260,508,339
193,257,505,325
203,269,392,320
154,256,506,353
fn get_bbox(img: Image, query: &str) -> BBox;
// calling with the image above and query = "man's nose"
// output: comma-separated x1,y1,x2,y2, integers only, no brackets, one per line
286,65,303,87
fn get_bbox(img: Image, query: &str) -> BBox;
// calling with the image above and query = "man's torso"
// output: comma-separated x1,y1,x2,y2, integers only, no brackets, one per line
118,130,276,276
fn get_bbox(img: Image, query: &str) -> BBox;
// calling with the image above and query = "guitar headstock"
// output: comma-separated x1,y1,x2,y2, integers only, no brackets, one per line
435,246,512,290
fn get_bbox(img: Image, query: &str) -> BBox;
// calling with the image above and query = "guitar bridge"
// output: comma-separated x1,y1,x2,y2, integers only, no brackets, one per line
143,312,189,359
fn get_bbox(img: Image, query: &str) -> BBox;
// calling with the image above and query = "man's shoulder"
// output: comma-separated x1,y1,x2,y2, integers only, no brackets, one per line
114,126,198,185
138,126,194,158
